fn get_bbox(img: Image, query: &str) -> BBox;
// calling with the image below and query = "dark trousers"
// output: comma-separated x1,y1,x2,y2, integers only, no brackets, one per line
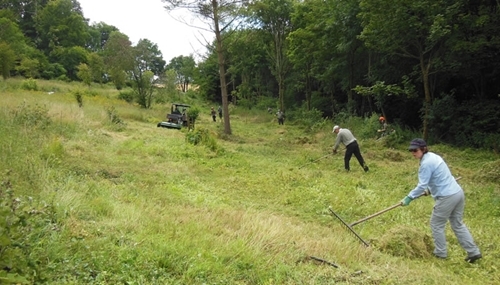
344,141,365,170
278,118,284,125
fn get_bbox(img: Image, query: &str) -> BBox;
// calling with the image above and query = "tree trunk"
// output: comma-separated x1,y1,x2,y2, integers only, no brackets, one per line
212,0,231,134
420,54,432,141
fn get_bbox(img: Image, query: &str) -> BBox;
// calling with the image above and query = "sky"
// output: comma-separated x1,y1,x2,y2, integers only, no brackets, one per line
78,0,214,63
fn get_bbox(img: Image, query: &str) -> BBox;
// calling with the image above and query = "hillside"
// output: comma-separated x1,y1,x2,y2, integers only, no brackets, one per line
0,79,499,284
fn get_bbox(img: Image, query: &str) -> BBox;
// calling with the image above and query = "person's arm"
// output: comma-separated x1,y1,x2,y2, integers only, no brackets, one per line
401,162,432,206
333,133,342,152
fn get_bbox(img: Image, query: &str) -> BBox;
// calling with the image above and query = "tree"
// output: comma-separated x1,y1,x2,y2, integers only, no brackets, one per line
49,46,89,80
162,0,251,135
166,55,196,92
130,39,166,108
250,0,294,112
87,53,105,84
76,63,92,86
359,0,461,140
0,42,15,79
87,22,119,52
17,58,40,78
103,31,134,89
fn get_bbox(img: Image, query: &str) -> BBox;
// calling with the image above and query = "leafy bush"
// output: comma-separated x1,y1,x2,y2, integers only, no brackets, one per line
20,78,38,91
187,106,200,129
117,90,135,103
73,90,83,108
254,96,276,111
0,179,59,284
286,106,327,133
429,95,500,148
185,128,221,153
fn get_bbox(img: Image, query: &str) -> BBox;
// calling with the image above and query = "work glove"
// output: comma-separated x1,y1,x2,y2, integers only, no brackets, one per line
400,196,414,206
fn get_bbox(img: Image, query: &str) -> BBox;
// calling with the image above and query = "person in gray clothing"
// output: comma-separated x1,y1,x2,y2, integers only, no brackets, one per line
332,125,369,172
400,138,482,263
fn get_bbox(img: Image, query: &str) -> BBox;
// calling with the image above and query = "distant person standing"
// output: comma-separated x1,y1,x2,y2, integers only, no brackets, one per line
211,107,217,122
377,116,388,138
332,125,369,172
276,109,285,125
400,138,482,263
218,106,223,120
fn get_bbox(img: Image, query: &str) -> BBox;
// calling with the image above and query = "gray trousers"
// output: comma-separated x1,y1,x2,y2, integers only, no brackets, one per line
431,190,480,258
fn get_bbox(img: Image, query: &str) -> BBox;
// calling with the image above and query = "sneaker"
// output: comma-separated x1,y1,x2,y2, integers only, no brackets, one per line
465,254,482,263
363,165,369,172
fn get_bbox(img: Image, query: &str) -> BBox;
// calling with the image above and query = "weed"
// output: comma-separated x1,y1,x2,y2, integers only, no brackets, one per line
105,105,126,130
0,178,59,284
10,102,51,129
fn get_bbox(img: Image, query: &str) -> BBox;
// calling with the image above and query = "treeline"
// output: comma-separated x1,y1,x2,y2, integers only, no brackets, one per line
0,0,195,109
196,0,500,150
1,0,500,150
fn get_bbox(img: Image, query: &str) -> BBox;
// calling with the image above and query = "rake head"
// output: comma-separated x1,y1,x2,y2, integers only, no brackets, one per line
328,206,369,247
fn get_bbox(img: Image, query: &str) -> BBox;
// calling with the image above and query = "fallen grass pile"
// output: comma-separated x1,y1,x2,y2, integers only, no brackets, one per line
375,225,434,259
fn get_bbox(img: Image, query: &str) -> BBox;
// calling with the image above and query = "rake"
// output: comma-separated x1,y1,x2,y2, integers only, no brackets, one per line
298,153,332,169
329,177,462,246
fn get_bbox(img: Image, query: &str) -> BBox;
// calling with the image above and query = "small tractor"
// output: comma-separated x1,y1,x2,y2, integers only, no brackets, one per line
157,103,191,130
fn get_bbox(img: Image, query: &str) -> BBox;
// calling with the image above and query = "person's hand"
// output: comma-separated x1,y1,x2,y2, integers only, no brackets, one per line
423,189,431,196
332,149,337,154
400,196,413,206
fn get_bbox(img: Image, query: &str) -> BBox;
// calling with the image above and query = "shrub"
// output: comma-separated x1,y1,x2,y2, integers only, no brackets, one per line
10,102,51,129
20,78,38,91
73,90,83,108
117,90,135,103
105,106,126,131
185,128,221,153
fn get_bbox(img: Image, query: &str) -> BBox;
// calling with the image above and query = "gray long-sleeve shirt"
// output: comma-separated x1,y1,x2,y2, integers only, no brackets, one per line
333,128,356,151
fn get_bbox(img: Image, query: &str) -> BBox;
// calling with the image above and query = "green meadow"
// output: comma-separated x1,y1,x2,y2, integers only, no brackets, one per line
1,79,499,284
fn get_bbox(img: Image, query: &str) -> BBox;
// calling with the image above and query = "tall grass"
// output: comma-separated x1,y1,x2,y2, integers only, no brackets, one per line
0,78,499,284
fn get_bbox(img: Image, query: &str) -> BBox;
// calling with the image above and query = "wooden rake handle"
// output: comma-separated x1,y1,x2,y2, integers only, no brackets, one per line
348,176,462,227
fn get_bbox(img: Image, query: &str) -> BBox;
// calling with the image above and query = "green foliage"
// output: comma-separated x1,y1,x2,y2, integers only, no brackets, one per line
20,78,38,91
0,48,14,76
40,63,67,80
429,95,500,148
105,105,126,130
286,106,327,133
10,102,51,129
0,179,58,284
185,128,221,153
16,58,40,79
187,106,200,129
49,46,89,81
117,89,135,103
132,70,155,108
76,63,92,86
73,89,84,108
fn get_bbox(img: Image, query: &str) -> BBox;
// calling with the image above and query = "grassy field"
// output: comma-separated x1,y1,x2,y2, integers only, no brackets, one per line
1,78,499,284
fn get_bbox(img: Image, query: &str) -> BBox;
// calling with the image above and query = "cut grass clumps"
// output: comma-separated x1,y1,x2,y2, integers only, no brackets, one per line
375,225,433,259
475,160,500,184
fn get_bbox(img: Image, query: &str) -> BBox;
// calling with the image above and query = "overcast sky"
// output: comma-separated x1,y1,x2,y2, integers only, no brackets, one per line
78,0,214,63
